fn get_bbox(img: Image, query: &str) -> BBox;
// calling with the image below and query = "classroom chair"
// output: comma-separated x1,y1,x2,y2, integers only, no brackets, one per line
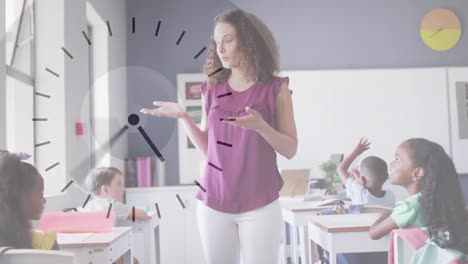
279,169,311,198
390,227,468,264
392,230,417,264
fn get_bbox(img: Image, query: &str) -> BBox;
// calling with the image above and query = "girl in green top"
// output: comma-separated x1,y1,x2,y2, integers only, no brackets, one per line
369,138,468,255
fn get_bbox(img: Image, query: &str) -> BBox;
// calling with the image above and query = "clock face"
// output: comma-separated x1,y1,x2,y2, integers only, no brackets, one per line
420,8,462,51
7,1,275,219
3,1,238,215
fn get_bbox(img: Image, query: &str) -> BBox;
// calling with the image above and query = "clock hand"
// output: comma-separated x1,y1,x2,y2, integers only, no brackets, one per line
69,113,164,183
91,125,129,167
429,27,444,38
102,125,129,150
137,126,165,162
127,113,165,162
69,125,128,181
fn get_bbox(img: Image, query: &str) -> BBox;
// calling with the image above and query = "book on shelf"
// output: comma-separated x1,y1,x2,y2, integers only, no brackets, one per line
124,156,165,188
136,157,151,187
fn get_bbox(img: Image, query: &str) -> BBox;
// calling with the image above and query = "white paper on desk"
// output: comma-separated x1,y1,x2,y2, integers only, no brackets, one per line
315,199,345,207
57,233,93,244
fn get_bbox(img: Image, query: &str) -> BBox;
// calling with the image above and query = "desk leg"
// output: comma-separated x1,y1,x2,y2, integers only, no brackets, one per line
141,225,157,264
155,226,161,264
306,239,319,264
291,224,299,264
285,222,293,264
298,226,309,264
123,232,134,264
307,239,316,264
329,249,337,264
279,222,286,264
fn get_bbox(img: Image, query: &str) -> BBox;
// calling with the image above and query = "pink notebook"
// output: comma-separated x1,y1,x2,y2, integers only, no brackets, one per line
136,156,151,187
39,211,115,233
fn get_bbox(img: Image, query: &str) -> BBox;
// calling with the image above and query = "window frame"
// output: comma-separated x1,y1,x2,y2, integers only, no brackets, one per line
5,0,36,162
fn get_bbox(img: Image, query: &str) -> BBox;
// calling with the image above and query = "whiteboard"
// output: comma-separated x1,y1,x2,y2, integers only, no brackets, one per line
277,68,452,201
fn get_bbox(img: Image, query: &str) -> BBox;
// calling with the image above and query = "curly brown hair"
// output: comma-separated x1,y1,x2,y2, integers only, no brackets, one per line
0,150,38,248
404,138,468,254
203,9,280,86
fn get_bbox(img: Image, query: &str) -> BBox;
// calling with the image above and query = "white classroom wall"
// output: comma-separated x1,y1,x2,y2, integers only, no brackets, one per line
62,0,90,194
35,0,67,194
37,0,128,211
86,0,128,172
277,68,451,169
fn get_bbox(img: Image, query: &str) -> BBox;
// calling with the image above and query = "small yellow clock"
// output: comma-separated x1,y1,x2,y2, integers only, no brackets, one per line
420,8,462,51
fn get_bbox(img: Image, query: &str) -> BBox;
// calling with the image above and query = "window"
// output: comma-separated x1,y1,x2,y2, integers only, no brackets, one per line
6,0,34,75
4,0,35,161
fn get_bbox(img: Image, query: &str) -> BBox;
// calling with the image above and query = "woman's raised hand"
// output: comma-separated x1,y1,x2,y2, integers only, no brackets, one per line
140,101,186,119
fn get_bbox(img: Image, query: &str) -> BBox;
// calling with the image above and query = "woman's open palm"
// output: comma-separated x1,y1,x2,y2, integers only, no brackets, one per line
141,101,185,119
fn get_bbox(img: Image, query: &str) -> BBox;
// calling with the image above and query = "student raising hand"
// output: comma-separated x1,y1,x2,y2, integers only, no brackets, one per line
353,137,371,155
337,138,394,208
337,137,371,183
350,168,365,186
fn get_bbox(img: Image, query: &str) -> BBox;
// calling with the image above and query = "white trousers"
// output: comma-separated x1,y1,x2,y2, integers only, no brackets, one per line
197,199,282,264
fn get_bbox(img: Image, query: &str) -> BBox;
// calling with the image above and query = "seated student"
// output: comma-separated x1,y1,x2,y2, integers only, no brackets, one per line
337,138,395,208
82,167,149,225
369,138,468,259
0,150,58,250
316,139,395,264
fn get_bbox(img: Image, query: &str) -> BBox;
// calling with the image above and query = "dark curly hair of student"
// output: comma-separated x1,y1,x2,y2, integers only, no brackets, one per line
0,150,38,249
404,138,468,254
203,9,280,86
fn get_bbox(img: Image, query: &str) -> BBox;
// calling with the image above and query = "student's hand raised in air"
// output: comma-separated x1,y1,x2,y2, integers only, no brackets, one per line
350,168,360,179
350,168,365,185
140,101,186,119
353,137,371,155
223,106,267,131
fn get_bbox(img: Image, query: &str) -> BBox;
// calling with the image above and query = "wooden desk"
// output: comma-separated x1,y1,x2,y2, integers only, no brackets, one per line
308,214,388,264
58,227,133,264
122,215,160,264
